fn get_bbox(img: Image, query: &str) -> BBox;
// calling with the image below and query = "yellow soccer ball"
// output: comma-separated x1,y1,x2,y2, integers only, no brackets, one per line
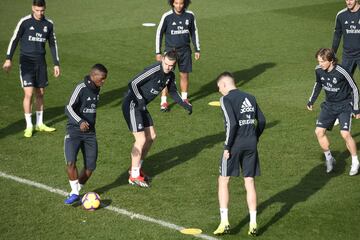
81,192,101,211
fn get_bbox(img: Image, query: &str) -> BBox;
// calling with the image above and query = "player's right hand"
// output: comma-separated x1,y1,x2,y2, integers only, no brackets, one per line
2,60,12,73
80,121,90,132
155,54,162,62
307,104,313,111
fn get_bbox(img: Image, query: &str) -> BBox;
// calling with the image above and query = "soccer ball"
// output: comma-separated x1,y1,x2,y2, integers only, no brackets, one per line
81,192,101,211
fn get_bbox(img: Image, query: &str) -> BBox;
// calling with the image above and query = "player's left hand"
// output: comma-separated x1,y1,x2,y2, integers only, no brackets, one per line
54,65,60,78
223,150,230,160
194,52,200,60
355,114,360,119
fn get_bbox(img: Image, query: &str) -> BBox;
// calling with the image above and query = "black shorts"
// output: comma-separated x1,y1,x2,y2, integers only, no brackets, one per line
19,55,48,88
166,47,192,73
316,102,353,131
122,95,153,132
219,147,260,178
341,57,360,75
64,133,98,171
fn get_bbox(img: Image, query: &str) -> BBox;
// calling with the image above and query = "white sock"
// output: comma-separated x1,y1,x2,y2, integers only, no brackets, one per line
161,96,167,104
78,183,84,192
36,111,43,126
352,156,359,165
220,208,229,224
249,210,257,224
24,113,33,129
131,167,140,178
324,150,333,161
181,92,188,100
69,180,79,195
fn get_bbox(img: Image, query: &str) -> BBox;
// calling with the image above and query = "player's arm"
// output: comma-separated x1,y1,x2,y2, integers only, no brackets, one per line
307,71,322,110
3,19,25,72
48,23,60,77
255,103,266,140
128,68,156,110
155,14,167,59
343,70,360,116
332,14,342,54
189,13,200,60
220,97,237,151
65,85,87,127
167,78,192,114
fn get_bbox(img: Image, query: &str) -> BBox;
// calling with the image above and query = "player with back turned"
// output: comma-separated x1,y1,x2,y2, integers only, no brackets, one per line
213,72,266,236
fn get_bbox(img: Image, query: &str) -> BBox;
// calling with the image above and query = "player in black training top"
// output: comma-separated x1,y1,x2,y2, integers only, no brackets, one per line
2,0,60,138
63,64,108,205
213,72,266,237
332,0,360,75
307,48,360,176
156,0,200,111
122,50,192,188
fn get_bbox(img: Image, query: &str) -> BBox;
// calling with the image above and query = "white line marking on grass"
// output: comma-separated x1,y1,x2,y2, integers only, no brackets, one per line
0,171,218,240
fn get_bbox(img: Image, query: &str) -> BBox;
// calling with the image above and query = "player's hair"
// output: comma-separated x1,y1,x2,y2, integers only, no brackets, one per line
164,50,178,62
315,48,338,64
216,71,235,83
91,63,108,75
33,0,46,7
168,0,191,9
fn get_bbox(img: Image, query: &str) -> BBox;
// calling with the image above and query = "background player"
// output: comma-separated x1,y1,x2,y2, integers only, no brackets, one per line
2,0,60,137
155,0,200,111
307,48,360,176
122,50,192,188
63,64,108,204
332,0,360,76
214,72,266,236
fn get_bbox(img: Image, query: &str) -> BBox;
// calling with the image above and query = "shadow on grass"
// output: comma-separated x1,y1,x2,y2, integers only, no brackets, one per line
231,149,349,236
93,120,280,195
0,85,128,139
93,132,224,194
164,62,276,111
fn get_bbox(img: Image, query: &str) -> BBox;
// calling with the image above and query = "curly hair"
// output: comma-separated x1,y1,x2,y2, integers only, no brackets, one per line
168,0,191,9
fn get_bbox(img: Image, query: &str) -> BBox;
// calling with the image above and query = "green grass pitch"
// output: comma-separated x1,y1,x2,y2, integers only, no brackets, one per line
1,0,360,239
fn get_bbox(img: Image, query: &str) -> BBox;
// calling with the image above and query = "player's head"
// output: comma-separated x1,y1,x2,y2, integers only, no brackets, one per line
168,0,191,13
90,63,108,87
162,50,178,74
315,48,337,71
216,72,236,96
345,0,359,11
32,0,46,20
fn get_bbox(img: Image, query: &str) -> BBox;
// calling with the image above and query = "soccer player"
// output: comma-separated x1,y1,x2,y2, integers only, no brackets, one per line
332,0,360,75
213,72,266,236
63,64,108,204
122,50,192,188
2,0,60,138
155,0,200,111
307,48,360,176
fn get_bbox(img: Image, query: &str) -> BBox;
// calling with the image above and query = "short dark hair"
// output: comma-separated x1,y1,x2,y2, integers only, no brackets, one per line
216,71,234,83
164,50,178,62
91,63,108,75
168,0,191,9
315,48,338,64
33,0,46,7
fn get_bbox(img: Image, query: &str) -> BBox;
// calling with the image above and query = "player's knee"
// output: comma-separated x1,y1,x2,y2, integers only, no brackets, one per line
340,130,351,140
148,133,156,142
66,161,76,169
315,128,325,137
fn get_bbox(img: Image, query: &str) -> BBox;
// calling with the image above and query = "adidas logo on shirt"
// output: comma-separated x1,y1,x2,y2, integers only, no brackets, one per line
240,98,254,113
29,26,35,30
87,97,91,101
